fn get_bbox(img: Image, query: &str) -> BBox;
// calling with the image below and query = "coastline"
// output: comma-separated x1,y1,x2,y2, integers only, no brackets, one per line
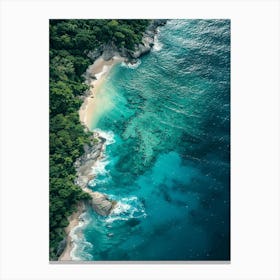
57,20,168,262
59,57,122,261
79,56,124,130
58,202,85,261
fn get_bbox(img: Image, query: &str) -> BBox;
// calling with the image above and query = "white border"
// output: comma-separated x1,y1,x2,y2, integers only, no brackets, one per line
1,0,279,279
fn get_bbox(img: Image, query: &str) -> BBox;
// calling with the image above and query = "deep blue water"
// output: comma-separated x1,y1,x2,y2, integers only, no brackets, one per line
72,19,230,261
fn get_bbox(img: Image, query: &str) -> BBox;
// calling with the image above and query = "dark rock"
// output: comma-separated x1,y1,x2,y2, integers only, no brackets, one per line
99,136,106,144
102,42,118,61
56,238,67,256
152,19,168,27
126,218,140,227
87,48,102,61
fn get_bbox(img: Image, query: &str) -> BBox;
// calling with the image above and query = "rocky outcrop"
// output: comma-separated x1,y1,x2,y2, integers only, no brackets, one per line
130,34,153,59
130,19,167,60
87,48,102,61
93,19,168,63
89,191,117,216
74,135,105,188
74,133,117,216
101,42,119,61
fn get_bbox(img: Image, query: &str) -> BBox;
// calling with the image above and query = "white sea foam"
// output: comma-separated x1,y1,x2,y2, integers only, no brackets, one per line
88,129,116,186
80,129,116,187
91,157,110,177
94,65,109,80
105,196,146,223
121,60,141,69
70,212,93,261
94,128,115,145
152,32,163,52
88,176,111,188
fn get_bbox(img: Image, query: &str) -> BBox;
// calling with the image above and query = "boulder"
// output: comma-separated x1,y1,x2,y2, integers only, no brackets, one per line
75,139,104,188
102,42,119,61
90,191,117,216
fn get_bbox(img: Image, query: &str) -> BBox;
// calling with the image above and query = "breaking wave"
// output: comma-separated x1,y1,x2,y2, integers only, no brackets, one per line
153,33,163,52
70,212,93,261
105,196,146,224
121,60,141,69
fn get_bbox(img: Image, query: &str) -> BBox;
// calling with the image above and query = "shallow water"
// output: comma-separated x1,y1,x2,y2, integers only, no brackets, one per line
74,19,230,261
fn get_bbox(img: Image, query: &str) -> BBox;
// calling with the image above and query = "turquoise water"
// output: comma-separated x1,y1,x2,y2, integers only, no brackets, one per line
73,19,230,261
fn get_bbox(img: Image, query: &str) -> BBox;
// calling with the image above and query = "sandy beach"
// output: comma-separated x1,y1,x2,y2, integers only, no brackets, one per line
79,56,124,129
58,202,85,261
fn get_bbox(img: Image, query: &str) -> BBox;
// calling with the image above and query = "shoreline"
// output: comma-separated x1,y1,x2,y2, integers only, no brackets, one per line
59,56,122,261
58,20,168,262
58,202,85,261
79,56,124,130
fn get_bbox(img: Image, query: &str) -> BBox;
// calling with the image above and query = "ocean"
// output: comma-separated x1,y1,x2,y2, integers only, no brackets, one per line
72,19,230,261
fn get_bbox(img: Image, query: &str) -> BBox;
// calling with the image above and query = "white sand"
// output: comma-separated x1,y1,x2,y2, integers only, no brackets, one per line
79,56,124,129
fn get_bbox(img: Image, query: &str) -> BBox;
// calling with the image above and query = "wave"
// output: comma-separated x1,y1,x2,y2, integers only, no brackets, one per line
152,32,163,52
90,157,110,179
121,60,141,69
87,129,116,186
88,175,111,188
94,65,109,80
70,212,94,261
105,196,146,223
93,128,115,146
